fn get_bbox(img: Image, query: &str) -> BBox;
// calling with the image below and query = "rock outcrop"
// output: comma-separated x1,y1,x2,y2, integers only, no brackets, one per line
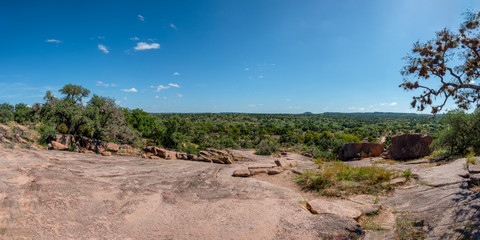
385,134,433,160
142,146,235,164
48,134,120,155
339,142,384,161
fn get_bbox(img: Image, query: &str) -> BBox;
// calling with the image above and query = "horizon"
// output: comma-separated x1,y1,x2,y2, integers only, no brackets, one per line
2,1,480,114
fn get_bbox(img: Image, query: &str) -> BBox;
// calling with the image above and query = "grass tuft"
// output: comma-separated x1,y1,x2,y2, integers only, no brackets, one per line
296,161,395,197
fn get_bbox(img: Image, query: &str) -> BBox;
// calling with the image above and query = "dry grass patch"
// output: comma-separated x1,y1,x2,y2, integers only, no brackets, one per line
296,161,396,197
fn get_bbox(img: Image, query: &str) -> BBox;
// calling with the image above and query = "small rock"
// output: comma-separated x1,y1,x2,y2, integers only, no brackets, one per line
390,177,407,185
268,167,284,175
141,154,147,158
187,154,196,160
232,169,250,177
120,144,131,150
468,163,480,174
248,164,275,170
150,155,160,159
357,204,381,215
307,199,362,219
102,151,112,156
458,171,470,178
274,159,293,168
280,151,287,156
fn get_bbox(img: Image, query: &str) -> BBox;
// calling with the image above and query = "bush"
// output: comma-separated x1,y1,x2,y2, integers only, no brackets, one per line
38,122,57,145
435,109,480,155
255,138,280,155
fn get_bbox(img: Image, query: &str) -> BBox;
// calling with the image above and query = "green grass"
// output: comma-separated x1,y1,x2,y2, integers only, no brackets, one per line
395,217,426,240
466,152,477,165
296,161,395,197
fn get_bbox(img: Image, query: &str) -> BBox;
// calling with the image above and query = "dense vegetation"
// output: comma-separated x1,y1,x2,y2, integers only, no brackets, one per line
5,83,478,158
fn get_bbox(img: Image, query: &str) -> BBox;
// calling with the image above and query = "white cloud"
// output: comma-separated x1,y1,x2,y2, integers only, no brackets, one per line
163,97,167,100
173,72,180,76
134,42,160,50
45,39,61,43
247,104,256,107
98,44,109,54
96,81,111,87
151,83,180,92
138,15,145,21
155,96,159,99
258,75,264,79
97,36,105,39
358,107,365,111
121,88,138,93
389,102,397,106
470,80,476,84
271,63,276,66
244,68,249,71
288,106,301,109
170,23,177,30
152,85,169,91
130,36,140,41
177,93,183,98
123,97,127,100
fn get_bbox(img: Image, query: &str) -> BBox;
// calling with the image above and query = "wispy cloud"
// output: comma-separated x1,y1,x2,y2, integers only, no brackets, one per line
258,75,264,79
96,81,116,87
138,15,145,21
288,106,301,109
134,42,160,50
170,23,177,30
358,107,365,111
389,102,397,106
129,36,139,41
150,83,180,92
121,88,138,93
244,68,249,71
97,36,105,39
98,44,109,54
177,93,183,98
173,72,180,76
45,39,61,43
247,104,257,107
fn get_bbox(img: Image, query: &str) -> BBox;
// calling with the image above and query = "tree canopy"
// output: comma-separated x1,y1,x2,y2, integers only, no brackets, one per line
400,10,480,114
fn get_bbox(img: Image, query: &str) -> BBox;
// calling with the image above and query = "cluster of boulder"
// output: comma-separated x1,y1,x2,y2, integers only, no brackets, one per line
339,133,433,161
232,159,296,177
142,146,234,164
48,134,126,156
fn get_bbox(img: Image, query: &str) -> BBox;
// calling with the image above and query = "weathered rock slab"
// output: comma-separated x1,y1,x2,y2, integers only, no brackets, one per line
307,199,362,219
385,134,433,160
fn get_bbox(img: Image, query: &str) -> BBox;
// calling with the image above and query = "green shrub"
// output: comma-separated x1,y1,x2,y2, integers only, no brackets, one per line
255,138,280,155
57,123,68,134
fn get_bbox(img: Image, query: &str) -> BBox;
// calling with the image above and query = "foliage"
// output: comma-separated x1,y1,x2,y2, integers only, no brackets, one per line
0,103,14,123
434,109,480,155
13,103,33,123
400,10,480,114
255,138,280,155
296,161,394,197
59,84,90,104
395,217,426,240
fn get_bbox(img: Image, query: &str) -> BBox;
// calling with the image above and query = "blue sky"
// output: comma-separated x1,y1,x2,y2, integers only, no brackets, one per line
1,0,480,113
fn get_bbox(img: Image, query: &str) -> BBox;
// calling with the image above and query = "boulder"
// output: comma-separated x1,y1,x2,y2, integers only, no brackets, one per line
385,134,433,160
339,143,384,161
101,151,112,156
389,177,407,185
120,144,132,150
50,141,69,150
104,142,119,152
54,134,74,148
232,169,251,177
306,199,362,220
199,150,213,157
187,154,196,160
156,148,177,160
150,155,160,159
176,152,188,160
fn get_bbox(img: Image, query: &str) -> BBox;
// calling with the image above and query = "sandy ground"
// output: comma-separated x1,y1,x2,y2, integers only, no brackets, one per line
0,148,361,239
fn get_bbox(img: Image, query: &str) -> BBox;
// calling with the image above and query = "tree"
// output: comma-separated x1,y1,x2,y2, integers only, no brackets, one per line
14,103,33,123
400,10,480,114
59,84,90,104
0,103,14,123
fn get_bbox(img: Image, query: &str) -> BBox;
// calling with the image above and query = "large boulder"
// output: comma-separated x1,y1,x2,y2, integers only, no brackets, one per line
51,141,69,150
385,134,433,160
339,143,384,161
